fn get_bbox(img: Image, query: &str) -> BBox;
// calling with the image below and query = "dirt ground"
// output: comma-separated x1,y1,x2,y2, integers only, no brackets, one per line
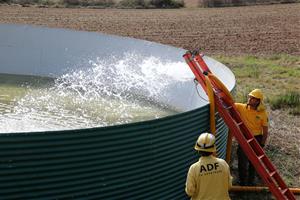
1,2,300,193
0,4,300,56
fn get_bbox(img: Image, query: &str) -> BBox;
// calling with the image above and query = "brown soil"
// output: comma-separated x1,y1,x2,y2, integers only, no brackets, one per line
0,4,300,56
1,2,300,193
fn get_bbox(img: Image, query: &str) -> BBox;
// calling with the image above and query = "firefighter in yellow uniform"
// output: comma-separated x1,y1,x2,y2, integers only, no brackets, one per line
235,89,269,186
185,133,232,200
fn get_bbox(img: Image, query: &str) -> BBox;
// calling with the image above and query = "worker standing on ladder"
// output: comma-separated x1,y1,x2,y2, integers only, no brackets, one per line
185,133,232,200
235,89,269,186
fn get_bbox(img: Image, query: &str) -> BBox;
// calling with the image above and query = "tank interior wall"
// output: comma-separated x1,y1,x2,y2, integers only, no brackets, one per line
0,24,235,112
0,24,200,112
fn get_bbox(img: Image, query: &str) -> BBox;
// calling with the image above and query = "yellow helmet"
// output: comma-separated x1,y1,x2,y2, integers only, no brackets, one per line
248,89,266,111
248,89,264,100
194,133,216,152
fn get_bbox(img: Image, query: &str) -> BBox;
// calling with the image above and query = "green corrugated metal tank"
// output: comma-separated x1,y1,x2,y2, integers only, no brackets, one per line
0,107,229,199
0,24,235,199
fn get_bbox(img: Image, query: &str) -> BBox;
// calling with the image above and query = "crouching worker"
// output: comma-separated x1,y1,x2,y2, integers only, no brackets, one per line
185,133,232,200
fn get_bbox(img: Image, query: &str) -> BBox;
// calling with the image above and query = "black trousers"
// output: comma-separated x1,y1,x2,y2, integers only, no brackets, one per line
237,135,263,185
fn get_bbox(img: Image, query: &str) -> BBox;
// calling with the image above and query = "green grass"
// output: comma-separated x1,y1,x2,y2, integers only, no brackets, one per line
269,91,300,115
214,54,300,115
266,144,300,186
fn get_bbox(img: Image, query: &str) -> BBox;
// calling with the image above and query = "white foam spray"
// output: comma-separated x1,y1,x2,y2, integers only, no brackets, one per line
0,54,192,133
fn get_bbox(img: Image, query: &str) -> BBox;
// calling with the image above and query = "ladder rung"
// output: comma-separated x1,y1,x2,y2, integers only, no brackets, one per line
269,171,277,177
225,106,233,110
247,138,254,143
258,155,265,160
236,121,243,126
281,188,288,194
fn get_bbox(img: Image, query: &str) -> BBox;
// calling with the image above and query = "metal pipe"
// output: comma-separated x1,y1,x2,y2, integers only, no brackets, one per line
205,75,216,135
225,130,233,164
230,186,300,194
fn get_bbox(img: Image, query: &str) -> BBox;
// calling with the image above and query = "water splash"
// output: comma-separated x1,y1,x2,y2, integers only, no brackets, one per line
0,54,191,133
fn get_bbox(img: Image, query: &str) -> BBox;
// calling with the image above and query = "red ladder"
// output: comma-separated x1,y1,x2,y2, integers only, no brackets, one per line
183,51,296,200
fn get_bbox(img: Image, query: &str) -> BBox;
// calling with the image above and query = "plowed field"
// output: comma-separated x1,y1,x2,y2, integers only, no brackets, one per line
0,3,299,56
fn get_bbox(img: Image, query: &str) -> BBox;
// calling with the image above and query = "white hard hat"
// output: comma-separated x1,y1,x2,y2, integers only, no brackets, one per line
194,133,216,153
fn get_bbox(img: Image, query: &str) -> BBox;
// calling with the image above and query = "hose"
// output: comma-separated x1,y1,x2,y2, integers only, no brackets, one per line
230,186,300,194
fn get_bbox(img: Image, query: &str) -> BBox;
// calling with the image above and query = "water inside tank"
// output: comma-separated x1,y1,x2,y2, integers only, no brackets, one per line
0,55,190,133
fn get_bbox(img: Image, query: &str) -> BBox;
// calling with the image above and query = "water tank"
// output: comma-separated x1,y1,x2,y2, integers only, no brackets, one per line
0,24,235,200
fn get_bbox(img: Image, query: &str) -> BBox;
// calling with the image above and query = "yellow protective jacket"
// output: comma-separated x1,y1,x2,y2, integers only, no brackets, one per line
235,103,268,136
185,155,232,200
